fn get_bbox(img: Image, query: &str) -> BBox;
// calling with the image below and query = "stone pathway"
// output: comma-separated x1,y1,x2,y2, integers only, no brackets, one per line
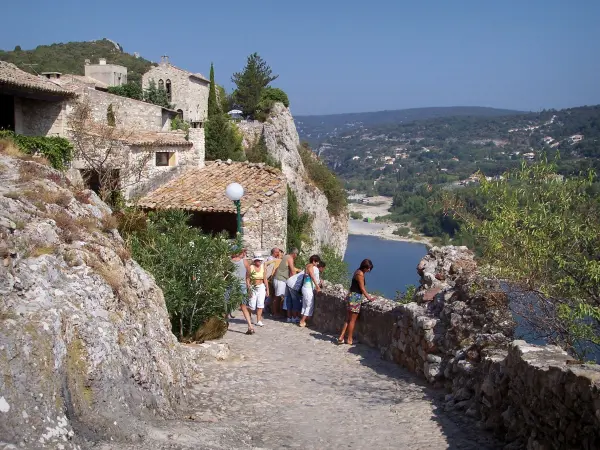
98,316,502,449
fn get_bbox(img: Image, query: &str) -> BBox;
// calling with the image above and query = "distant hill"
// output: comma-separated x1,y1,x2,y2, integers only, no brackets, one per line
296,106,527,147
0,39,154,84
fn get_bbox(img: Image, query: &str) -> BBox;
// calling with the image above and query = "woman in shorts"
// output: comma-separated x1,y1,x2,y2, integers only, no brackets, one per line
338,259,374,344
246,255,269,331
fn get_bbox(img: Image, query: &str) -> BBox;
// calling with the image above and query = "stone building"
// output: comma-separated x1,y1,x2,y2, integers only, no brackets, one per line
138,160,288,251
142,57,209,127
0,61,75,136
84,58,127,87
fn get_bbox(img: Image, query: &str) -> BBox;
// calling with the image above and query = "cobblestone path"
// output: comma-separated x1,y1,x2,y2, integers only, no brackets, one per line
99,317,502,449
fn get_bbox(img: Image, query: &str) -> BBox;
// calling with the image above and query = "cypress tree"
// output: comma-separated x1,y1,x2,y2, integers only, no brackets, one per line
208,63,219,118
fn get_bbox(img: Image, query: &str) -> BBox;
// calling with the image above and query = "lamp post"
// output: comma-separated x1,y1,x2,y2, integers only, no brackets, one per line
225,182,244,236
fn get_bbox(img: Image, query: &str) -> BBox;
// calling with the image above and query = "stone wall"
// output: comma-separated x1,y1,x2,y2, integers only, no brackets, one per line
311,246,600,449
242,188,288,254
142,64,209,124
82,89,171,131
13,97,65,137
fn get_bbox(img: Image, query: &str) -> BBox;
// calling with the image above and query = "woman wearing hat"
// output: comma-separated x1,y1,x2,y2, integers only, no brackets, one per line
246,254,269,330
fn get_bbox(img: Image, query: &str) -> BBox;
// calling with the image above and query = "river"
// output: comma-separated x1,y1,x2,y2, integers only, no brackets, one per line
343,234,428,298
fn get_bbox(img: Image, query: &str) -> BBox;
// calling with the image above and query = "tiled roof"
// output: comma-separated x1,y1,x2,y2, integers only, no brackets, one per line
0,61,75,96
138,160,286,213
80,125,193,147
61,74,109,90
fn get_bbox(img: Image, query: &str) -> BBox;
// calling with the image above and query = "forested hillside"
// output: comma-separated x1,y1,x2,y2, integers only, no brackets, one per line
0,39,154,84
296,106,525,147
318,104,600,242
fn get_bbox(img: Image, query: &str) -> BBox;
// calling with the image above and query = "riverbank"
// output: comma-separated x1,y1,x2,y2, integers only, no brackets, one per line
348,195,434,246
348,219,434,246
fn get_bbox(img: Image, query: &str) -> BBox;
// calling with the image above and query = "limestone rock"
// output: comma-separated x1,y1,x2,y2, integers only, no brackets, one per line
236,103,348,255
0,155,218,448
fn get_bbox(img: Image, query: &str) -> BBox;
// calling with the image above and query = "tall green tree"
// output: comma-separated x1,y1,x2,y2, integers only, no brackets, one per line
208,63,219,118
231,53,278,118
205,112,245,161
143,79,171,109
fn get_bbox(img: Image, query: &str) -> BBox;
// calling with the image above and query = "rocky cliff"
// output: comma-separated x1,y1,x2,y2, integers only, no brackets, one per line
0,152,227,448
236,103,348,255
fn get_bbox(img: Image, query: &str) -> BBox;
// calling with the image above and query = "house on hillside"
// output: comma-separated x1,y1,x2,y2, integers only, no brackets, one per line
138,160,288,251
0,61,76,136
142,56,209,128
84,58,127,87
569,134,584,145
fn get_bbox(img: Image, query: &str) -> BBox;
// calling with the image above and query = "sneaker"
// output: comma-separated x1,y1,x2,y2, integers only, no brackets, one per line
256,321,264,327
292,317,300,324
286,318,293,323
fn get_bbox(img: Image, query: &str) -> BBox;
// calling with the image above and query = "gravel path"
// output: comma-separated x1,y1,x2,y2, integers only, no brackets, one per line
96,317,502,449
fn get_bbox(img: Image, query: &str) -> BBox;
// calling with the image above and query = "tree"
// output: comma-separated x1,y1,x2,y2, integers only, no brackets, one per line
231,53,278,119
108,82,143,101
68,100,154,206
143,79,171,109
208,63,219,118
444,159,600,358
204,112,245,161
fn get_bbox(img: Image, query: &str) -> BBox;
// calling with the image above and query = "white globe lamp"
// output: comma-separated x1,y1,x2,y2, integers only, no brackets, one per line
225,183,244,236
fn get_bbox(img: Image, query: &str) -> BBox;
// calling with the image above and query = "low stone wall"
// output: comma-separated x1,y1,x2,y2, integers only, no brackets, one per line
312,246,600,449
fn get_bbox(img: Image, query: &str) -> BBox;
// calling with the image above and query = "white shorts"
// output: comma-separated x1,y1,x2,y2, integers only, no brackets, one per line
248,284,266,310
301,285,314,317
274,279,287,297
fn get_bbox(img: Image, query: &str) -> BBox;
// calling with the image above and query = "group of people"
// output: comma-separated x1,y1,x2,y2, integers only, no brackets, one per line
229,245,374,344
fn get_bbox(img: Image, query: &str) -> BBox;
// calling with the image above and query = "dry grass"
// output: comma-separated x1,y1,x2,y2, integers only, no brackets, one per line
101,214,119,232
0,138,26,158
48,211,80,243
75,216,99,233
74,189,93,205
4,191,21,200
115,245,131,263
30,245,57,257
23,189,72,208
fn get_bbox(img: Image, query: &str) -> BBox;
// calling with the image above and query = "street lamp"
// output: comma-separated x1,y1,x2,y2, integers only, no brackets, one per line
225,182,244,236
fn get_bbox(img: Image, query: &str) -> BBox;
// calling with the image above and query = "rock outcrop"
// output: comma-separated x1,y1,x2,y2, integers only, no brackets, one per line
312,246,600,449
236,103,348,255
0,153,226,448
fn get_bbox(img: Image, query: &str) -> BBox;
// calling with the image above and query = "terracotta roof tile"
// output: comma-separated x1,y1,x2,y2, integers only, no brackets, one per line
138,160,286,213
60,74,109,90
0,61,75,96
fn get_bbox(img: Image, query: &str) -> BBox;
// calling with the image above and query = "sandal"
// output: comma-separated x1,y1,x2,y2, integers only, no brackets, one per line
299,322,306,328
336,338,345,344
245,328,255,335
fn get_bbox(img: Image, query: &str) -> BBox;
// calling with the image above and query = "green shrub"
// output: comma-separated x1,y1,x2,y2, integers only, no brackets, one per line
349,211,363,220
123,209,244,340
287,186,312,252
108,82,143,101
393,226,410,236
245,131,280,168
260,87,290,107
320,246,350,287
0,130,72,170
298,142,347,216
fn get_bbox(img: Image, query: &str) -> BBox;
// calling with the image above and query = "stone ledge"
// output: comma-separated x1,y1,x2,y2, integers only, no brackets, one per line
312,246,600,450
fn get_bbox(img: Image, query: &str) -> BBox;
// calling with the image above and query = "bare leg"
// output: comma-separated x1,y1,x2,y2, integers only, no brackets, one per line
240,304,254,332
346,312,359,345
273,296,281,317
299,315,310,327
338,309,351,342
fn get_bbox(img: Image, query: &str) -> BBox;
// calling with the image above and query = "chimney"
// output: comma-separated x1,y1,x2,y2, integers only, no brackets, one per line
99,58,107,65
160,55,169,65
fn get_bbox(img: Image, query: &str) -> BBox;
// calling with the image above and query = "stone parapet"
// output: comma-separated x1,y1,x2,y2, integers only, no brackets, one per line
312,246,600,449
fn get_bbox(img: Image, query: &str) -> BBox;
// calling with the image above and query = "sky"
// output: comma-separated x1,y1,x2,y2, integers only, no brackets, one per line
2,0,600,115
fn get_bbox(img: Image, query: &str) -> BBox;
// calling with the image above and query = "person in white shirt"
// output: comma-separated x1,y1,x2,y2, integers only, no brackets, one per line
299,257,326,328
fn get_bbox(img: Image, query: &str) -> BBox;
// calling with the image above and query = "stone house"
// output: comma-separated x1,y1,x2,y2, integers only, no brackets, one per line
0,61,75,136
137,160,288,251
84,58,127,87
142,57,209,128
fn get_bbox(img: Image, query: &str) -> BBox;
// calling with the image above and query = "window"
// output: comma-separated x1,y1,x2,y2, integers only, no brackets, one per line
158,79,164,90
191,121,203,129
156,152,176,167
165,79,172,102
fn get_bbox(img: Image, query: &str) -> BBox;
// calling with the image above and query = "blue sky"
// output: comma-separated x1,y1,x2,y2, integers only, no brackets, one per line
2,0,599,115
